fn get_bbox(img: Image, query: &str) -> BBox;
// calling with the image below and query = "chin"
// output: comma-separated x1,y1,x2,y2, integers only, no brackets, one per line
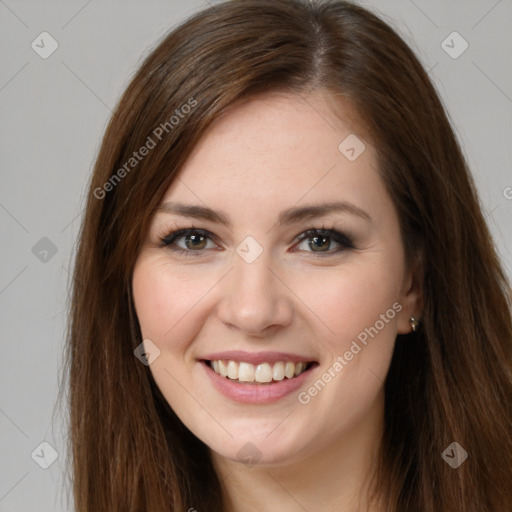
199,419,315,468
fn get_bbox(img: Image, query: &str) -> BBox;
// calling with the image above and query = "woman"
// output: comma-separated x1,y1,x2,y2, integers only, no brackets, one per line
65,0,512,510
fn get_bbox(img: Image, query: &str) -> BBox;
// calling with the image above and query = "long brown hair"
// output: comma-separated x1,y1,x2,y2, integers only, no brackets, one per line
63,0,512,510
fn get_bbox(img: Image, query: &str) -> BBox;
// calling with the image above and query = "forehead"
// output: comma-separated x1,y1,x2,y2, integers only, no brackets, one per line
160,91,387,223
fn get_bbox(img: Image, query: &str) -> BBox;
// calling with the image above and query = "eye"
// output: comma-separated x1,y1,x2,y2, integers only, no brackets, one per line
293,228,354,255
158,228,218,256
157,226,355,257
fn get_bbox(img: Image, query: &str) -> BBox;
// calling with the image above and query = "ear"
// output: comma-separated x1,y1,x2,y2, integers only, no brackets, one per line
397,251,424,334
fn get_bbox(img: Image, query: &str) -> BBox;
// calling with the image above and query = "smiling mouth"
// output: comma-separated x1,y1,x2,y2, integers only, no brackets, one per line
204,359,318,385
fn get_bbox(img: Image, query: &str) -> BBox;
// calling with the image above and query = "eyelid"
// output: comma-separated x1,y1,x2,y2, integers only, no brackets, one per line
158,227,220,252
158,226,355,257
293,228,354,249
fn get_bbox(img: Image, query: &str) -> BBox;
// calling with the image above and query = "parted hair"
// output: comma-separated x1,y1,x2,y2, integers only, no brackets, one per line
64,1,512,510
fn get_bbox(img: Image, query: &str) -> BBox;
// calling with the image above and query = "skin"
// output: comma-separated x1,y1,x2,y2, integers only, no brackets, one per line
132,91,423,512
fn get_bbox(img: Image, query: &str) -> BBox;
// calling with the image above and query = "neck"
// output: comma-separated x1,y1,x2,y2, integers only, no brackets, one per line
211,389,387,512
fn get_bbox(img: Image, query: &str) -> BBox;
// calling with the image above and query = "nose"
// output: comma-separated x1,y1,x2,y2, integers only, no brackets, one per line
216,250,294,337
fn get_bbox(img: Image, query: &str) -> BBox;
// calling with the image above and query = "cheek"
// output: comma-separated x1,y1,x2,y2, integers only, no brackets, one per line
304,257,402,346
132,257,220,355
132,258,190,346
293,260,401,430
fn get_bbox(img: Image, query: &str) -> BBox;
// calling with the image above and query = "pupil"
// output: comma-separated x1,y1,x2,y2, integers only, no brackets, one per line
186,234,205,249
310,235,329,251
183,234,331,251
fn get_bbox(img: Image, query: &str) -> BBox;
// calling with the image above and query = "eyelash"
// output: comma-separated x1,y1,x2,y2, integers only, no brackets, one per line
157,225,355,257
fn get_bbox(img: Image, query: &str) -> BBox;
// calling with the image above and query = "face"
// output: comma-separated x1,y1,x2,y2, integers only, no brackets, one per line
132,91,421,467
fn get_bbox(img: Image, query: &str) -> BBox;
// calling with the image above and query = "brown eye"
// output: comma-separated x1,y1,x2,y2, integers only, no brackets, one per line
184,233,207,250
160,228,217,256
294,228,354,255
308,234,331,252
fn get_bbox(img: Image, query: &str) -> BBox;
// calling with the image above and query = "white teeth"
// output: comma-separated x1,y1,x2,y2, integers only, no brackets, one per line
218,360,229,377
209,359,311,382
238,362,255,382
255,363,273,383
272,361,285,381
227,360,238,380
285,362,295,379
295,362,306,376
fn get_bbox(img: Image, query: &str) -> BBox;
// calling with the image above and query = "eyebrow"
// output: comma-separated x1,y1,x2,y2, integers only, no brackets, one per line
154,200,371,228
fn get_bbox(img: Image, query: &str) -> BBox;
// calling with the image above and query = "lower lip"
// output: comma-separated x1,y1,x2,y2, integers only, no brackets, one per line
201,361,316,404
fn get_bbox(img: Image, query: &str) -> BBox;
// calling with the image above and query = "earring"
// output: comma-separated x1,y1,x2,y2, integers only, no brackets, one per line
409,316,420,332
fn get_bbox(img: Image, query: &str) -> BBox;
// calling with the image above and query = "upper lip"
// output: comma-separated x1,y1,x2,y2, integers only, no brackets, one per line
200,350,317,365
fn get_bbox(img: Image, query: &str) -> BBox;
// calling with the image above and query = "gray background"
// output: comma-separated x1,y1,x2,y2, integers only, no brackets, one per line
0,1,511,511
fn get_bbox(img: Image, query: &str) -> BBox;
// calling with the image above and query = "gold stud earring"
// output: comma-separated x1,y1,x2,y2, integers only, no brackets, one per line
410,316,420,332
